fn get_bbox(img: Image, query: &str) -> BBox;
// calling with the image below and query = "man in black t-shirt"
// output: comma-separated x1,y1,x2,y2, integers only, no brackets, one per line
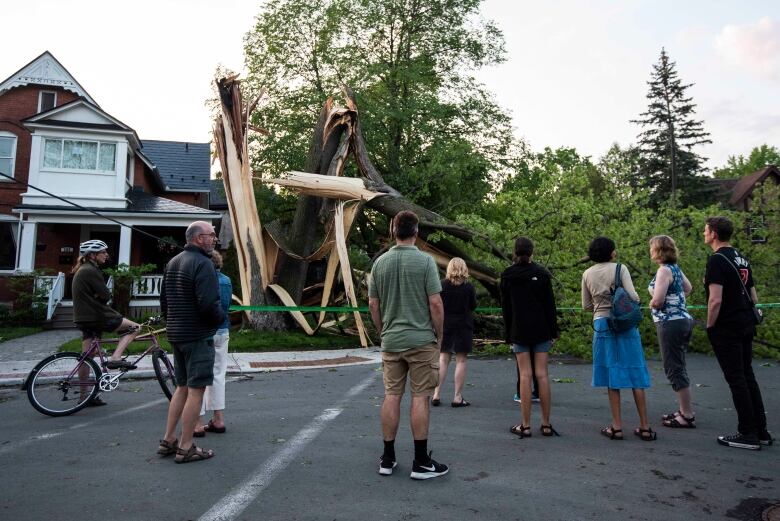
703,216,772,450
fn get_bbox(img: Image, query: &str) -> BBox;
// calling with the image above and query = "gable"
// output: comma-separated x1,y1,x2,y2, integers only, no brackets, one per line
39,103,116,126
0,51,96,105
729,165,780,207
23,99,140,145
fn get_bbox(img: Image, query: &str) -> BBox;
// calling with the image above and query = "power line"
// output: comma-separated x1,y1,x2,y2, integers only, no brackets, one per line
0,170,183,250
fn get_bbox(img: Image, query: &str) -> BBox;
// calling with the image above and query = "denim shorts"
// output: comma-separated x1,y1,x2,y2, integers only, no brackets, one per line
511,340,552,354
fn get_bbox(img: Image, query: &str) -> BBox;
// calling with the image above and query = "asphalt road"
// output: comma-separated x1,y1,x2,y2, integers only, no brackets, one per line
0,354,778,521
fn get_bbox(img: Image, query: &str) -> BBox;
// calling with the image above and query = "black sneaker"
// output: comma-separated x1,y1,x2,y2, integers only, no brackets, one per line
717,433,761,450
759,431,774,446
378,455,397,476
410,451,449,480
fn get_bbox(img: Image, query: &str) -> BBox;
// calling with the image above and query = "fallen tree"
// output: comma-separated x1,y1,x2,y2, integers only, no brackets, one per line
213,76,509,344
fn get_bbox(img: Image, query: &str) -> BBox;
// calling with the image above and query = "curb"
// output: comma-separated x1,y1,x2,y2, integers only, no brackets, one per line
0,348,383,388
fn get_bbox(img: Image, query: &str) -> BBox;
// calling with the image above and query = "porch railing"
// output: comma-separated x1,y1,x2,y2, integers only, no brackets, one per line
45,272,65,320
105,275,163,298
133,275,164,297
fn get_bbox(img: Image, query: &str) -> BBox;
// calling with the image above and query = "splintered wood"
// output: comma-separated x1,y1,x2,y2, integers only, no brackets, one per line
213,76,504,345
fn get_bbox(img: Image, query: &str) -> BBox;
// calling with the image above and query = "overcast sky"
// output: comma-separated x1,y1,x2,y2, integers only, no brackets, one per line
3,0,779,170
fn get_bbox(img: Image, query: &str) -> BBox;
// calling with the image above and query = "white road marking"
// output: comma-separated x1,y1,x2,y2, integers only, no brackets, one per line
0,398,167,456
198,371,378,521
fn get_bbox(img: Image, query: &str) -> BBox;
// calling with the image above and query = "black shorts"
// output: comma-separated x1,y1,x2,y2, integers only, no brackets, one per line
441,328,473,354
77,316,124,340
172,337,215,388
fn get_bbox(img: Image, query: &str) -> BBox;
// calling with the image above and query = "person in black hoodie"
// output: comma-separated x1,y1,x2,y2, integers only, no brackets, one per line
501,237,559,438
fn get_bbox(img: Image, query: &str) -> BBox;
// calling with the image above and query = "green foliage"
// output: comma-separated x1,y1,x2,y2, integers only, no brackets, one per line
6,269,51,325
457,146,780,360
102,263,156,316
712,144,780,179
631,48,713,207
243,0,523,217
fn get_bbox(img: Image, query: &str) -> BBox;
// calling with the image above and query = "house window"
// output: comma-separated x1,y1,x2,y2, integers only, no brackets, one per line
749,215,767,244
0,132,17,179
42,138,116,173
38,91,57,112
0,221,19,270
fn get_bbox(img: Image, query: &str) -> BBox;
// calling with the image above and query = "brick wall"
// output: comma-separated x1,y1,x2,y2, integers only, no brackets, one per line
0,86,79,216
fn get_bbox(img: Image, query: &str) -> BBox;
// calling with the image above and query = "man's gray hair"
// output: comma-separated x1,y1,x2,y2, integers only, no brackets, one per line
185,221,207,244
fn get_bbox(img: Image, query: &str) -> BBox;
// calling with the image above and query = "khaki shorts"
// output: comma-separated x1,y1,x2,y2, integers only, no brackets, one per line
382,342,439,396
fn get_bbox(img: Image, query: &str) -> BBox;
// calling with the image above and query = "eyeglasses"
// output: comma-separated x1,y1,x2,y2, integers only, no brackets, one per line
199,233,218,239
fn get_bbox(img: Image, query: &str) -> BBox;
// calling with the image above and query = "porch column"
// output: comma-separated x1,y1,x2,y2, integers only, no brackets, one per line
118,225,132,266
17,220,37,272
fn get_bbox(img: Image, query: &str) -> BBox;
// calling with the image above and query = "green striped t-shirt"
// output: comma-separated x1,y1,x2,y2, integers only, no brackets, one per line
368,245,441,352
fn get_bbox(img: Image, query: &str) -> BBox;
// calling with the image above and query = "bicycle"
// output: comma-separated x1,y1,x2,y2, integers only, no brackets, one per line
24,316,176,416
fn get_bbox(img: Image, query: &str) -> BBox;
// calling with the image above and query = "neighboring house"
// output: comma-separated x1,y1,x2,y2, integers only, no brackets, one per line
712,165,779,244
0,51,218,321
723,165,780,211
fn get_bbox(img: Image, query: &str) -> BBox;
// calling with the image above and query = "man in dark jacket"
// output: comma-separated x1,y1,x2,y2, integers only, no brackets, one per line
157,221,225,463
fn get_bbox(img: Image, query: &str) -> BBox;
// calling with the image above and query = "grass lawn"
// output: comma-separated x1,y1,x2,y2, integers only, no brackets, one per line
59,328,361,353
0,326,43,344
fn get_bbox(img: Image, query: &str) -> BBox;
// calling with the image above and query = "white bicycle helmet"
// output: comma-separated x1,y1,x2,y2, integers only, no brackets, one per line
79,239,108,255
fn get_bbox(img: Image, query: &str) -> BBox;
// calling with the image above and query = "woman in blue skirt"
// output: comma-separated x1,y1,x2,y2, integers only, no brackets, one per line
581,237,655,441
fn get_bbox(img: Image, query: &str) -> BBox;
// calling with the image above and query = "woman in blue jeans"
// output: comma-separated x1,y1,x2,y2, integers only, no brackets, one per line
501,237,559,438
647,235,695,428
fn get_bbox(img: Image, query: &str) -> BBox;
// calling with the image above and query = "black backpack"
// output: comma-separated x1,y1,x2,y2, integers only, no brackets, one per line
607,264,643,332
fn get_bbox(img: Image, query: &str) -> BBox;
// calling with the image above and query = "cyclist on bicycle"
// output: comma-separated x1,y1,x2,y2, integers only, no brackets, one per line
72,239,141,382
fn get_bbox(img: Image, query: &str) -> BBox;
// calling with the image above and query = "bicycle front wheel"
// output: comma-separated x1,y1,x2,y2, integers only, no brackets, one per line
26,352,101,416
152,349,176,400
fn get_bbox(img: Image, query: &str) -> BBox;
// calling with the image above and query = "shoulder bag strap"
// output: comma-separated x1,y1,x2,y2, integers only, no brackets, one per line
713,252,755,306
613,263,623,291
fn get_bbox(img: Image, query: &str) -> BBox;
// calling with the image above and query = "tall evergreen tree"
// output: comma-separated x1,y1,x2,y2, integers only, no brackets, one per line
631,48,712,207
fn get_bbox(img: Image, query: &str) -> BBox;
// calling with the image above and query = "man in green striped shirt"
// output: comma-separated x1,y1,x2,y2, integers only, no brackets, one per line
369,211,448,480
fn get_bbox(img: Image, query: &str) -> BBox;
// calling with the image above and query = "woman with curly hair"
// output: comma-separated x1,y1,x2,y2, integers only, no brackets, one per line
648,235,695,428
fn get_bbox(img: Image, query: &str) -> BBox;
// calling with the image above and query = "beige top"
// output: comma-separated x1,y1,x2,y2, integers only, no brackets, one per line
581,262,640,320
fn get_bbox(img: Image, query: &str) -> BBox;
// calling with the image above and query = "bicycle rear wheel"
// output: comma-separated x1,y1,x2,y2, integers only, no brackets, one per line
26,352,101,416
152,349,176,400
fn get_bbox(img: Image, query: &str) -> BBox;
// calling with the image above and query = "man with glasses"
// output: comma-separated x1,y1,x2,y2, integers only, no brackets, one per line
158,221,225,463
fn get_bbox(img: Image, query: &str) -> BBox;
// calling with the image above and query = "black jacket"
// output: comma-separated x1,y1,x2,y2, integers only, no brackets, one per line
500,262,559,346
441,279,477,332
160,245,225,343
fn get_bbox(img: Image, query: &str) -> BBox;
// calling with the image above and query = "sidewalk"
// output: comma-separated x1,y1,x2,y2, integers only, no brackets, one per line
0,329,382,387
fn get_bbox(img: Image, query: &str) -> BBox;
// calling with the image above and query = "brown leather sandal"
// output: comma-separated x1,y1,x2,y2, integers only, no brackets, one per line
634,427,657,441
157,438,178,456
174,444,214,463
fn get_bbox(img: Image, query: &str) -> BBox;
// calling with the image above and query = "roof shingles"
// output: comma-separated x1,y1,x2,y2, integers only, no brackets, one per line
140,140,211,192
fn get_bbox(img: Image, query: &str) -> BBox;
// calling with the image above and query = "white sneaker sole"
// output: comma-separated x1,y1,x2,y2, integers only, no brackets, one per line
410,467,449,480
378,462,397,475
717,438,761,450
